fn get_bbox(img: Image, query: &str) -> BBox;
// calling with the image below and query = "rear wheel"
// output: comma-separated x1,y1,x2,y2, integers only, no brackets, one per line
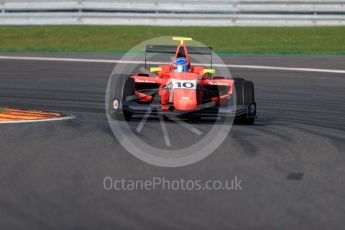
233,78,256,125
109,74,135,121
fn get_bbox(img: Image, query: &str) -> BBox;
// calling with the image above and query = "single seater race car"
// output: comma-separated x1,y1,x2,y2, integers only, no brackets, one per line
109,37,256,124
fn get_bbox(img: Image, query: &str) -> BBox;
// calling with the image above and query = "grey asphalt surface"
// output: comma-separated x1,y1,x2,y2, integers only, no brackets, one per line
0,54,345,230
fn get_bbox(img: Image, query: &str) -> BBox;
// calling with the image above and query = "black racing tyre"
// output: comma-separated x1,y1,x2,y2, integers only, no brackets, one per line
244,81,256,124
109,74,135,121
233,78,245,105
244,81,255,105
233,78,256,125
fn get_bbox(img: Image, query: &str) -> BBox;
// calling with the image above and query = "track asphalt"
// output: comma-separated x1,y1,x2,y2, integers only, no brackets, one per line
0,54,345,230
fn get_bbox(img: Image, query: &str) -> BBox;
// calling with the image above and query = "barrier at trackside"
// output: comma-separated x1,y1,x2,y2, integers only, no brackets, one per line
0,0,344,26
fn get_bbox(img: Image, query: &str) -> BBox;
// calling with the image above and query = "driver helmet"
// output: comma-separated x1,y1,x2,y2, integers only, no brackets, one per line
173,57,190,72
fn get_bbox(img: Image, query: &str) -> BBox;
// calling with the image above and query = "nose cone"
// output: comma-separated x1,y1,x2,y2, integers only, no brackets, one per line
173,89,197,111
170,74,198,111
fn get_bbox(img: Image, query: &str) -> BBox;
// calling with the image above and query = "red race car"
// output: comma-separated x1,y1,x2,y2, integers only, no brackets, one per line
109,37,256,124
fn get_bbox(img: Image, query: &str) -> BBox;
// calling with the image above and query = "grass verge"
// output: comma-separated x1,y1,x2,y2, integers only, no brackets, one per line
0,26,345,54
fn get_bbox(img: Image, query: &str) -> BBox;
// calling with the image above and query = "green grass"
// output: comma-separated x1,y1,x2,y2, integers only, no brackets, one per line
0,26,345,55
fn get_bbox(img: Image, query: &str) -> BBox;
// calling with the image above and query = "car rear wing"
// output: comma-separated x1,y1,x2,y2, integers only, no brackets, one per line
146,45,213,55
145,45,213,68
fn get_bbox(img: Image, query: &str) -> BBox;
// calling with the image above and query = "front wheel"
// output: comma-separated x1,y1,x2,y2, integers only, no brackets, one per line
109,74,135,121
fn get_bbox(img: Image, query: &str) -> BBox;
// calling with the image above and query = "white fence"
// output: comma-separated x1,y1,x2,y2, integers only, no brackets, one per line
0,0,345,26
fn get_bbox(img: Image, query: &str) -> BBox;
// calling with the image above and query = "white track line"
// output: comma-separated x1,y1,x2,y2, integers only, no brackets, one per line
0,115,76,124
0,55,345,74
